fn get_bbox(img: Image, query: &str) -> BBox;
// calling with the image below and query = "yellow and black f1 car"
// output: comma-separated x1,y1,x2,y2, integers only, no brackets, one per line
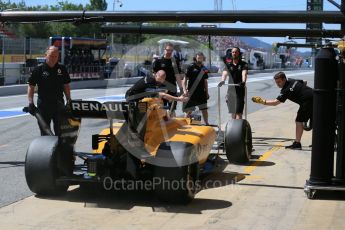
24,94,252,203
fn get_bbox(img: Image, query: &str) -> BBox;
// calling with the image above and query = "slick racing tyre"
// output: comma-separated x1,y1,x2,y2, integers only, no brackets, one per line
25,136,69,196
153,143,200,204
224,119,253,164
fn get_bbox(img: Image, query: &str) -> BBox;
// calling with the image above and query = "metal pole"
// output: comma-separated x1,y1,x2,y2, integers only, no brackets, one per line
244,85,247,120
102,25,344,38
111,0,115,58
340,0,345,32
334,0,345,183
23,37,26,61
29,37,32,59
3,11,345,24
335,59,345,182
308,47,338,185
208,34,212,70
1,36,5,86
61,37,65,64
218,86,221,129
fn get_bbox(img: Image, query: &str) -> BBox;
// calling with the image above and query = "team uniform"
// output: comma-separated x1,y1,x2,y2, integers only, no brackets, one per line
183,63,209,112
28,62,71,136
276,78,313,122
152,57,182,110
125,75,161,101
224,59,248,113
125,75,164,145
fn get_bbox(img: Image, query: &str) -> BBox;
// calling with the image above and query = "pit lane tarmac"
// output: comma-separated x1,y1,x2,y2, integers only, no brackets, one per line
2,101,345,230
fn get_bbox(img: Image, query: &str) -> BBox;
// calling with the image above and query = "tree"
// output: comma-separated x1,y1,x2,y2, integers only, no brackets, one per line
87,0,107,11
1,0,108,38
18,24,52,38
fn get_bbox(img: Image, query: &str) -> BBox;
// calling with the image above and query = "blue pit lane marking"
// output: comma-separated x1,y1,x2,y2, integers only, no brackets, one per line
93,95,126,102
0,95,126,120
0,108,27,120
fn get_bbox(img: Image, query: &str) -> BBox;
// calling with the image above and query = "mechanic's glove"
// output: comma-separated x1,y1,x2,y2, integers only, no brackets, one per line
218,81,225,87
28,103,37,116
239,82,246,88
251,96,266,105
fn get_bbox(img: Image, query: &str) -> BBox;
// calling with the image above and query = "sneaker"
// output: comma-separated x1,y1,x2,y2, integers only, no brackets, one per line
285,141,302,150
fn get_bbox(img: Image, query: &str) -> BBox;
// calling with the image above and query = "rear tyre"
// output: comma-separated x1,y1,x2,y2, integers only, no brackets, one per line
25,136,69,196
224,119,253,164
153,148,200,204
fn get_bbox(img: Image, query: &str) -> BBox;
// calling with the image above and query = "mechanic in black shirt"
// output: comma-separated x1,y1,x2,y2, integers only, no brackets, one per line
252,71,313,149
27,46,71,136
218,47,248,119
152,42,187,116
125,70,188,103
182,52,209,125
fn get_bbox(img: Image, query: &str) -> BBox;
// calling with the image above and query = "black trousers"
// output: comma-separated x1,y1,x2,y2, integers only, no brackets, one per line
37,99,64,136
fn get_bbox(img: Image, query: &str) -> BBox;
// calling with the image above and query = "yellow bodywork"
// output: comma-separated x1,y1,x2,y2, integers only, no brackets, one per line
94,98,216,165
338,40,345,52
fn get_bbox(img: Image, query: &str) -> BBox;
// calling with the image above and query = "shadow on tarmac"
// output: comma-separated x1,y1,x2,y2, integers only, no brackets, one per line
35,186,232,214
236,182,304,190
33,158,236,214
308,189,345,201
247,160,276,167
0,161,25,169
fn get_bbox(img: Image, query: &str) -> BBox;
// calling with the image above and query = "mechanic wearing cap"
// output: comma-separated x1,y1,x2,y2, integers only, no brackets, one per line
125,70,188,103
152,42,187,116
182,52,210,125
252,71,313,150
27,46,71,136
218,47,248,119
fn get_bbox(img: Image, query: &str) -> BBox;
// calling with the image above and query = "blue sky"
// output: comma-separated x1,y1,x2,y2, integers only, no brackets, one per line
9,0,342,46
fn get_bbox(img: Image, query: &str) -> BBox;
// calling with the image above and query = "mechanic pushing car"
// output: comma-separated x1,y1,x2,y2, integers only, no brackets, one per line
218,47,248,119
125,70,188,102
152,42,187,117
27,46,72,136
252,71,313,150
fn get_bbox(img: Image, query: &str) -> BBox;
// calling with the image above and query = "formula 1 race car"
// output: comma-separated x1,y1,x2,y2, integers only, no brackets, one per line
24,95,252,203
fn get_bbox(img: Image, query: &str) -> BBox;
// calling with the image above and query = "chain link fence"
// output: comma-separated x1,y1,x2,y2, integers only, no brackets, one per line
0,37,49,85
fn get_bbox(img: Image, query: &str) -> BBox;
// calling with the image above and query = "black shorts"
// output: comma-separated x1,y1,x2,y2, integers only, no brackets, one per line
183,99,207,112
296,101,313,122
226,86,245,114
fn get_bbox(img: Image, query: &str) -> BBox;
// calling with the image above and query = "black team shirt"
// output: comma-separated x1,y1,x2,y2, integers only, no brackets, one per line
185,63,209,101
277,78,313,105
152,57,182,94
125,75,160,101
28,62,70,103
